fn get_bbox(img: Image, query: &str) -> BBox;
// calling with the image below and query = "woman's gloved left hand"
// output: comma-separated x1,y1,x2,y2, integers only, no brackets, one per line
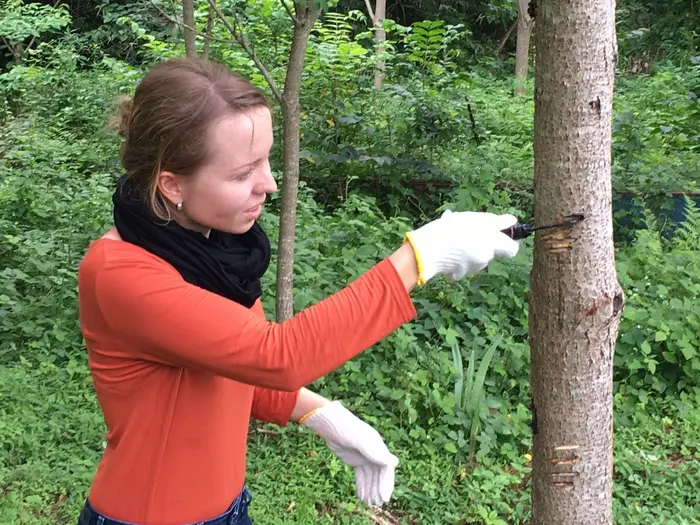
300,401,398,507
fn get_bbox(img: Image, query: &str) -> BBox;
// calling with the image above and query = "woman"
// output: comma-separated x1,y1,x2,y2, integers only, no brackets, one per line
76,57,520,525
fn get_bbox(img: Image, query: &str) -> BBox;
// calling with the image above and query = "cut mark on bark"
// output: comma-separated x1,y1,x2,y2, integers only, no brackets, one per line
554,445,580,451
551,471,580,478
542,230,573,253
545,453,580,466
551,481,575,488
589,97,602,116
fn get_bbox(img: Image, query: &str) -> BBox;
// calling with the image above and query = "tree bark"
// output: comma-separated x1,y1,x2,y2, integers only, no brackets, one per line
373,0,386,89
275,3,321,322
529,1,622,524
514,0,534,95
202,1,215,59
183,0,197,57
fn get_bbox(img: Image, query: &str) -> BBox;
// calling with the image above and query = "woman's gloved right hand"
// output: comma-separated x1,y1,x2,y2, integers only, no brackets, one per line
403,210,521,285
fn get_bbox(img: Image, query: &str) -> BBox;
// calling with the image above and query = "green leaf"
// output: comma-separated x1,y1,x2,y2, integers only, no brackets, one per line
467,335,502,416
680,345,697,360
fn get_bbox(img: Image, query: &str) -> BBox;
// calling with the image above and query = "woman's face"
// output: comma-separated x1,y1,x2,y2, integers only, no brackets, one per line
159,106,277,236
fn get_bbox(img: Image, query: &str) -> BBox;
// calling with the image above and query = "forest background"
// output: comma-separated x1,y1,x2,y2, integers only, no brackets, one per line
0,0,699,523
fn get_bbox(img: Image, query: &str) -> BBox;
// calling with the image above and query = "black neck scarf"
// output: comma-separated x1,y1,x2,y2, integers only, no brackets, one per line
112,176,271,309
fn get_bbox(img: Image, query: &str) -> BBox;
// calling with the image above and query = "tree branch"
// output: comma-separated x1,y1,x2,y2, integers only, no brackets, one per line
148,0,235,45
279,0,298,25
497,19,518,54
207,0,284,106
364,0,375,23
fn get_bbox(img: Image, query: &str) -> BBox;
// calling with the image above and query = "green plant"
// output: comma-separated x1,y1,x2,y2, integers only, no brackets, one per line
448,330,503,460
614,199,700,403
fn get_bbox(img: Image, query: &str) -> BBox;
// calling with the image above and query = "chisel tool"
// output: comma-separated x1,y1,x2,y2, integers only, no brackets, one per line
502,214,585,240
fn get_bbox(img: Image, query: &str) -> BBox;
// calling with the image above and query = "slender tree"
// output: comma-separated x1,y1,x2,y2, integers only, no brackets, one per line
182,0,197,57
364,0,387,88
514,0,533,95
209,0,321,322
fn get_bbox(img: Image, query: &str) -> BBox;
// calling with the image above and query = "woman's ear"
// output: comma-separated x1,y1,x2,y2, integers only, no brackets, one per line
157,171,184,208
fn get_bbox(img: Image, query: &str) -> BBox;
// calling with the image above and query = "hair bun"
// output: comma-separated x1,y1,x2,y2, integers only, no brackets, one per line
109,95,134,139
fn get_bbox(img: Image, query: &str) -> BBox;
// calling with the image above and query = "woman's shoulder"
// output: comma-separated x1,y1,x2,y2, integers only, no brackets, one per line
79,227,176,280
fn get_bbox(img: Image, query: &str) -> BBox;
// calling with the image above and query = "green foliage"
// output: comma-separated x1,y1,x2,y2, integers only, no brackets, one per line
614,198,700,402
616,0,699,69
0,0,71,65
1,1,700,523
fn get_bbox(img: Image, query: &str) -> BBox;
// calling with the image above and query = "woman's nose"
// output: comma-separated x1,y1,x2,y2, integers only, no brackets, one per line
257,161,277,194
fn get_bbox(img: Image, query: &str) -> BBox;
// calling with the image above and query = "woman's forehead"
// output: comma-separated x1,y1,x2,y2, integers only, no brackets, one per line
207,109,273,164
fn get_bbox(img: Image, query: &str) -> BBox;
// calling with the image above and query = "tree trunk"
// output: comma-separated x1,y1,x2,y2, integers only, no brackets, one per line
373,0,386,89
202,1,215,59
275,3,321,322
183,0,197,57
514,0,533,95
529,1,622,524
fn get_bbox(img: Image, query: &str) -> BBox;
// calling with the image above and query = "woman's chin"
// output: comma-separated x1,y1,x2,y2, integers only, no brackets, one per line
228,219,257,235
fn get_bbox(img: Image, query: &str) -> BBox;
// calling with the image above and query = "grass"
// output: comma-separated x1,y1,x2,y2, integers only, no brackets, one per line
1,359,699,525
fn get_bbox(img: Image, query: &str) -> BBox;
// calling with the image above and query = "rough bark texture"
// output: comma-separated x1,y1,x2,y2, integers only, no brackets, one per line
514,0,534,95
182,0,197,57
275,4,321,323
373,0,386,89
529,1,622,524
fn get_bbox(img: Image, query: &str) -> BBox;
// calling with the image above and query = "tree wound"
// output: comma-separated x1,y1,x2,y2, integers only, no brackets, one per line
612,291,624,318
541,229,574,252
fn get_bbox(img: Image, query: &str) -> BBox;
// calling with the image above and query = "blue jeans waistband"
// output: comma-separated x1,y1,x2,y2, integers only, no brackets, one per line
77,486,252,525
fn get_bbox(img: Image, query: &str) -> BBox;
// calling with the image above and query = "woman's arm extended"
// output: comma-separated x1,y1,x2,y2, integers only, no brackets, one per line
291,387,332,423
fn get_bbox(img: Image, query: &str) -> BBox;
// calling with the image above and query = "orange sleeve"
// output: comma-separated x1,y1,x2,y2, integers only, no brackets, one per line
250,386,300,426
248,300,301,425
87,244,416,392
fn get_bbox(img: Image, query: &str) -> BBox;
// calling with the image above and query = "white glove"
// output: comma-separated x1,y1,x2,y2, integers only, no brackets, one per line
301,401,398,507
404,209,520,284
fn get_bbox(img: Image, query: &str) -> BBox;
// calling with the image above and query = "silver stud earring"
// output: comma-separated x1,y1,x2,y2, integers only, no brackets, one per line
176,202,183,212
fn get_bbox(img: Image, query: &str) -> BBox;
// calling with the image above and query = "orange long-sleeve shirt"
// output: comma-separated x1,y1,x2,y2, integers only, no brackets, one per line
77,237,416,525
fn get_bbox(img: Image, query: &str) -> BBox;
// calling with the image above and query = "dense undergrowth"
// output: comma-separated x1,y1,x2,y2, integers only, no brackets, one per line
1,0,699,523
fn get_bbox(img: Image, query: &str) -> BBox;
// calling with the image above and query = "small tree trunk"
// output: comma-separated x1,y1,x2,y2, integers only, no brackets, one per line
530,1,622,524
202,1,215,59
514,0,534,95
373,0,386,89
183,0,197,58
275,3,321,322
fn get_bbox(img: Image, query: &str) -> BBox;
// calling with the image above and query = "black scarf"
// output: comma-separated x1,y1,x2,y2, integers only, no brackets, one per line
112,176,271,308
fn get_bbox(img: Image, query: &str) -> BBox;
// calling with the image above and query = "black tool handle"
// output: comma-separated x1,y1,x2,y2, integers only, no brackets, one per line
502,223,534,240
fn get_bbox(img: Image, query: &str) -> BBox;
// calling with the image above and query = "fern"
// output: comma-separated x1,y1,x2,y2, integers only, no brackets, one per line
674,195,700,250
